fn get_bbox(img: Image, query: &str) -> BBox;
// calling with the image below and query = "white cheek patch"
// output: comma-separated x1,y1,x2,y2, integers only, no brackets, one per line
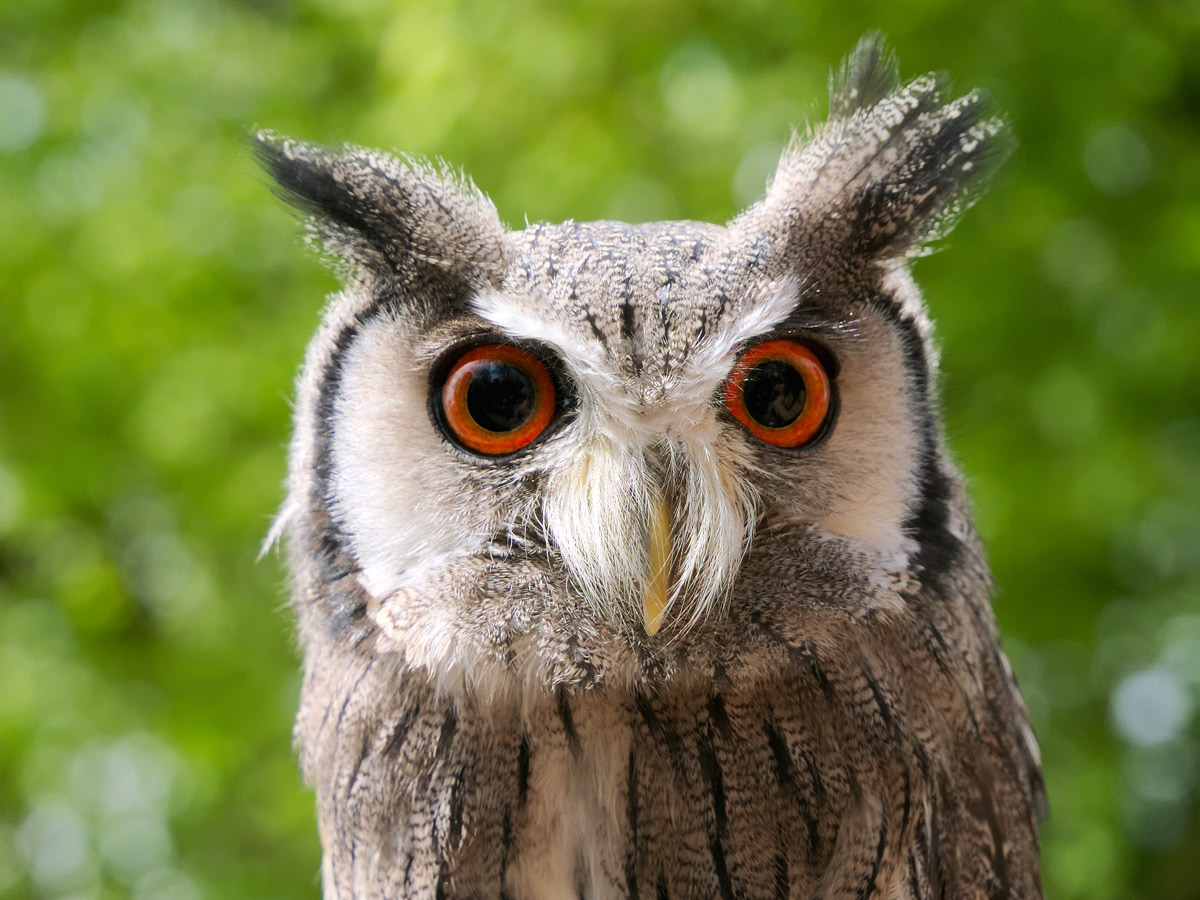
815,320,919,557
328,317,495,600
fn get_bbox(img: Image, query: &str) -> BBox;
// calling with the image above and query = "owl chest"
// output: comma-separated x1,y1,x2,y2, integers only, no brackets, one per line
323,677,914,900
502,688,849,900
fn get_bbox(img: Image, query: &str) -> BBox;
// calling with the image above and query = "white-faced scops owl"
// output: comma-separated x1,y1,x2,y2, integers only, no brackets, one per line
259,35,1045,900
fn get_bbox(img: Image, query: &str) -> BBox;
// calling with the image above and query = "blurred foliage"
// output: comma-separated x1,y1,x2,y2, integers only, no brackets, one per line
1,0,1198,898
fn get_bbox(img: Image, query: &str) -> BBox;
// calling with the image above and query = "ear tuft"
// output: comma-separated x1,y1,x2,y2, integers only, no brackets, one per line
735,37,1012,264
829,31,900,119
253,130,508,285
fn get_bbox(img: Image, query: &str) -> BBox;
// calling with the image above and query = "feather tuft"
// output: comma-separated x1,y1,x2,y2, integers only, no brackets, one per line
829,30,900,118
251,130,508,284
734,36,1013,265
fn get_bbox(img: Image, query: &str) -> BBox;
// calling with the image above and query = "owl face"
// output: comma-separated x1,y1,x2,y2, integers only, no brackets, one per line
260,46,1008,690
328,219,919,629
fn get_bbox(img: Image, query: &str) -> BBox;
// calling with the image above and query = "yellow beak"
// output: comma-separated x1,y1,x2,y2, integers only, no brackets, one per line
643,494,673,636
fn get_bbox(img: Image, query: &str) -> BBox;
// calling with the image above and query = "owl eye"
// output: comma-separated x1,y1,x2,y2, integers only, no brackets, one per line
723,339,832,448
439,344,557,456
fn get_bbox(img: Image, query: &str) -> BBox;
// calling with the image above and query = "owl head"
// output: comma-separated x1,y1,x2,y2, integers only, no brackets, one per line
260,36,1011,695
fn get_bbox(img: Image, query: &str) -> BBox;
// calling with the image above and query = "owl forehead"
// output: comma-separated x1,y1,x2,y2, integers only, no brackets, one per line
499,219,736,384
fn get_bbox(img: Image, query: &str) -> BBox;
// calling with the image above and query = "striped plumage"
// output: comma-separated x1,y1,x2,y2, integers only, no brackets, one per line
262,35,1044,900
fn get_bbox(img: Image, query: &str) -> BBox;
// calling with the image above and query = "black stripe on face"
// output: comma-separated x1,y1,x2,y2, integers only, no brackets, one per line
301,306,375,625
314,313,370,486
296,308,380,635
306,272,473,600
907,460,960,587
867,296,963,592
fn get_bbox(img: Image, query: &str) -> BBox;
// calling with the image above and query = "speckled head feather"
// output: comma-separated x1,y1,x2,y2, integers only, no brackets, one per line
260,34,1042,900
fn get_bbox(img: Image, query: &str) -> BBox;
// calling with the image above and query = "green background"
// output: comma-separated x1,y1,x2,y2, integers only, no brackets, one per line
2,1,1198,898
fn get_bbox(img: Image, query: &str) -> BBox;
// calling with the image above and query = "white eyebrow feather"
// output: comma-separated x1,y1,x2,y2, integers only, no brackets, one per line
675,275,802,398
472,276,802,401
471,288,614,381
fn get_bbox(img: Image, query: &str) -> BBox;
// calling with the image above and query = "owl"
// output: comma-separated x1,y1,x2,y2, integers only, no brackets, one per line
259,35,1044,900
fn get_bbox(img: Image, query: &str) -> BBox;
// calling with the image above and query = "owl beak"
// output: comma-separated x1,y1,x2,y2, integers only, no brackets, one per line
643,494,673,636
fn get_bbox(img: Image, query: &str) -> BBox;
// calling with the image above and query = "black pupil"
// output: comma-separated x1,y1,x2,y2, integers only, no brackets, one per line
465,362,536,432
742,359,807,428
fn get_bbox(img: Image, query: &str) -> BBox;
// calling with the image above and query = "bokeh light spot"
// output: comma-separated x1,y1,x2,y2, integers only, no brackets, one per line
605,175,680,223
17,799,96,895
660,42,738,138
0,75,45,152
1029,364,1101,448
1083,124,1152,196
1041,218,1116,296
1111,667,1192,747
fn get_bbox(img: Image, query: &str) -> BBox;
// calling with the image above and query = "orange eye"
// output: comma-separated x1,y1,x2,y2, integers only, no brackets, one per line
723,339,832,448
439,344,557,456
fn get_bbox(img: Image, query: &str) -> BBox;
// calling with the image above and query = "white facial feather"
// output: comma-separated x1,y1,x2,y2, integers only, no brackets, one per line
332,269,923,644
473,283,793,632
672,276,803,403
329,314,499,600
810,313,920,555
